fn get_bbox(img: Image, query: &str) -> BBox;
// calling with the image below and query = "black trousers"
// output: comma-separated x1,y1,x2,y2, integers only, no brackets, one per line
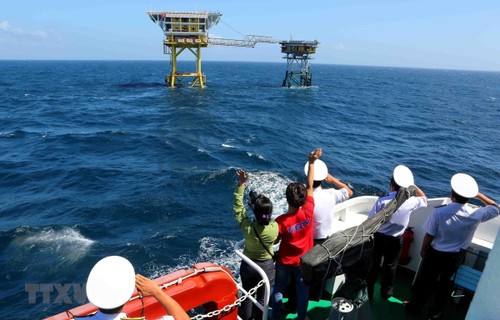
407,247,465,315
367,232,402,298
239,259,275,320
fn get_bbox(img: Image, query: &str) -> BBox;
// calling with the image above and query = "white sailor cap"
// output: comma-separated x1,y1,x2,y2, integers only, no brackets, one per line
86,256,136,310
304,159,328,181
393,165,414,188
451,173,478,198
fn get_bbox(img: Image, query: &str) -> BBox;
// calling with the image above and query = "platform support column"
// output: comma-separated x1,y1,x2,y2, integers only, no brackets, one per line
167,45,178,87
189,46,205,88
282,56,312,87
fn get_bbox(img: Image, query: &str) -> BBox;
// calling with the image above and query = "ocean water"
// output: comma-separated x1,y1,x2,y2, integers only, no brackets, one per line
0,60,499,318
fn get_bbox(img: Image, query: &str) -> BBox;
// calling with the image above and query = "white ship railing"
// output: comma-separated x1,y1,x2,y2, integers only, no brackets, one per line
234,240,271,320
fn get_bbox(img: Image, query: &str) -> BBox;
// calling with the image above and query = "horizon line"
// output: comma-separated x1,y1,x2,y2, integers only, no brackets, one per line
1,59,499,73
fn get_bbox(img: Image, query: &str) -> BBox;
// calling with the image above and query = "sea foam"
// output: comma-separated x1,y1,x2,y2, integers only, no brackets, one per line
20,227,94,263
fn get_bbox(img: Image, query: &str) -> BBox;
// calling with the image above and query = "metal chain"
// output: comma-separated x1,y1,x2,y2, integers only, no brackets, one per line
190,279,266,320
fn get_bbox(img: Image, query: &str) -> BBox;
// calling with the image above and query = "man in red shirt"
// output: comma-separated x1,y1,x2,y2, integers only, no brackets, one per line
271,148,322,320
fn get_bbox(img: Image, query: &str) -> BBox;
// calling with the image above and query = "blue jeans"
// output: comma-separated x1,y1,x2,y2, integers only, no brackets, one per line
271,262,309,320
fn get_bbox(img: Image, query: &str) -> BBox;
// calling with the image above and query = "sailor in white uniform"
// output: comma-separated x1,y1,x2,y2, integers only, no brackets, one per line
366,165,427,300
86,256,188,320
304,158,353,301
304,159,353,244
405,173,499,319
86,256,137,320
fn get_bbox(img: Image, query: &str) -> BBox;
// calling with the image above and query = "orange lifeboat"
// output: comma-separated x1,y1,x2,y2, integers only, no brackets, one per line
45,262,239,320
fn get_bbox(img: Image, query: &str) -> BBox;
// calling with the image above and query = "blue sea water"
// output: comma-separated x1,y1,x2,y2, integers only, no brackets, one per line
0,60,499,319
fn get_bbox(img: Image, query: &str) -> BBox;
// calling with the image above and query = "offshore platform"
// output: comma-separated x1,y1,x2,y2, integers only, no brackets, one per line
147,11,277,88
280,40,319,87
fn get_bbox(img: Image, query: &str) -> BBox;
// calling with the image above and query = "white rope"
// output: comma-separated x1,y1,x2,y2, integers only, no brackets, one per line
220,19,245,37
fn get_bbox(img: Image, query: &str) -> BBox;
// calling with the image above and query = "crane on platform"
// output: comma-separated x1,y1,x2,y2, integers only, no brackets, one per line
208,35,278,48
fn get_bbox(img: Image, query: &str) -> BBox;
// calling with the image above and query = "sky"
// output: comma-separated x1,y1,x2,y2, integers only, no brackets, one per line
1,0,500,71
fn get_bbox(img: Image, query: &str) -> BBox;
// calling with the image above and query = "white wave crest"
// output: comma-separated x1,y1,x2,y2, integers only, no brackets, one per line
21,227,94,262
245,171,292,217
23,227,93,246
197,236,240,274
246,152,265,160
145,236,240,280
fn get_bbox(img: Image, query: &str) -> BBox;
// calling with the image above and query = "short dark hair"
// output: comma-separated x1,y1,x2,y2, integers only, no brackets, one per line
253,195,273,225
286,183,307,208
390,176,402,191
100,305,124,315
312,180,322,188
451,190,469,204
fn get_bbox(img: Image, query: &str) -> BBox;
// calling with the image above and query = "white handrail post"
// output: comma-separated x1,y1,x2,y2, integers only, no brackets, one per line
234,240,271,320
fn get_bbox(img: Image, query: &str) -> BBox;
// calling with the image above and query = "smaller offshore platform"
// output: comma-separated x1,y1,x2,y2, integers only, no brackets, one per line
280,40,319,87
147,11,221,88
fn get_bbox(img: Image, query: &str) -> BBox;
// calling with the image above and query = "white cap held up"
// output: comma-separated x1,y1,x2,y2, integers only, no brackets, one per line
393,165,414,188
451,173,478,198
86,256,136,310
304,159,328,181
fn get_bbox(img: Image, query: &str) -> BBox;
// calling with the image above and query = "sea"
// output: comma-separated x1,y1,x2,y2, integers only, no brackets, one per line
0,60,499,319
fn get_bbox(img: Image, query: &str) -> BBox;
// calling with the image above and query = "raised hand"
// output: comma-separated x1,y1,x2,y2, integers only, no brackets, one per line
237,169,248,186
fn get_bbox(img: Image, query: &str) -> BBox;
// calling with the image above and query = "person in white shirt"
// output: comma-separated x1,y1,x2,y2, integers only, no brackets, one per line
86,256,189,320
304,157,353,301
367,165,427,300
405,173,499,319
86,256,136,320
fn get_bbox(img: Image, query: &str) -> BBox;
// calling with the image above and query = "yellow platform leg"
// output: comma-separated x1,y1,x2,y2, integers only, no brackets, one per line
167,45,177,87
189,46,205,88
166,43,205,88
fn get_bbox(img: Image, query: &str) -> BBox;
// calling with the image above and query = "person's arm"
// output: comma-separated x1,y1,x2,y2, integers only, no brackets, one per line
325,174,353,198
135,274,190,320
306,148,322,197
274,233,282,244
233,169,248,226
420,233,434,258
413,184,427,199
476,192,498,208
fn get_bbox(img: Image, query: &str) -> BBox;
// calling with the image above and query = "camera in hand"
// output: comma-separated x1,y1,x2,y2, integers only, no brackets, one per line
249,190,258,204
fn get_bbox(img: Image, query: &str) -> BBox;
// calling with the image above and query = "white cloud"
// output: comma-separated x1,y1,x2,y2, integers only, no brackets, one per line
0,20,10,31
0,20,49,39
336,43,346,50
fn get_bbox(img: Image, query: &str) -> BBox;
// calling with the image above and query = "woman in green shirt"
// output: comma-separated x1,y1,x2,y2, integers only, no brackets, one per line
234,169,279,320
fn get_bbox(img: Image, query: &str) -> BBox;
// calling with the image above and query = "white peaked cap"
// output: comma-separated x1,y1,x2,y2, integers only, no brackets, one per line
86,256,136,310
451,173,478,198
393,165,414,188
304,159,328,181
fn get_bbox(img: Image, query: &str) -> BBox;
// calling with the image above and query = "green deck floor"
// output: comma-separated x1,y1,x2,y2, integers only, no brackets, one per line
278,268,472,320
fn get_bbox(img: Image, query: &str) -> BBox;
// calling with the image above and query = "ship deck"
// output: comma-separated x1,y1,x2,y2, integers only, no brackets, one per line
280,267,470,320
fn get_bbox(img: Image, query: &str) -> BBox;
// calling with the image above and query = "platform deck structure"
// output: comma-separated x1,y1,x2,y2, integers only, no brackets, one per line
280,40,319,87
147,11,221,88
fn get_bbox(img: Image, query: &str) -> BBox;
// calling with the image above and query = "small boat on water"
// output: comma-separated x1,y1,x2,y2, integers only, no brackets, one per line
46,195,499,320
